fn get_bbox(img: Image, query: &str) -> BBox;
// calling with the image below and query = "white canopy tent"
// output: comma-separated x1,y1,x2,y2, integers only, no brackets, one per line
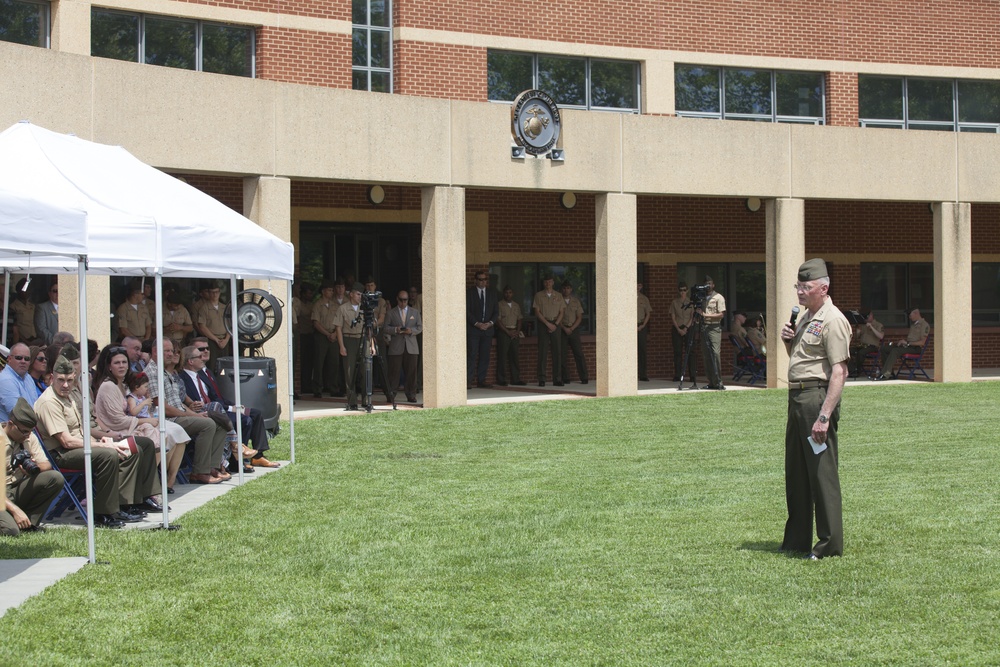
0,122,296,561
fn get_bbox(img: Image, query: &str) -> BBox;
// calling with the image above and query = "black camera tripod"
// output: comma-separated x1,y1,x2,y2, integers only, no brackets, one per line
677,308,701,391
352,311,397,412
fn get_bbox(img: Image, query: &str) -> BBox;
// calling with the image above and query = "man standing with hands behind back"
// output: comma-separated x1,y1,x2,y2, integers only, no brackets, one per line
467,271,498,389
780,258,851,560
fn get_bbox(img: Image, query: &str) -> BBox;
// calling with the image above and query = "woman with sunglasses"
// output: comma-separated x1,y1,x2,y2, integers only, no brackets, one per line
91,345,169,513
27,345,48,393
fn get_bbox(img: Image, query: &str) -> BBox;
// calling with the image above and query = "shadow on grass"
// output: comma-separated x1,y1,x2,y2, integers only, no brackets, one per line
738,540,783,554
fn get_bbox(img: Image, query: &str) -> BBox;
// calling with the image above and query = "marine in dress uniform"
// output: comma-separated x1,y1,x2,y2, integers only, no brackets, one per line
559,282,588,384
533,276,565,386
637,282,652,381
496,286,525,386
669,283,696,381
697,276,726,389
335,284,365,409
780,258,851,559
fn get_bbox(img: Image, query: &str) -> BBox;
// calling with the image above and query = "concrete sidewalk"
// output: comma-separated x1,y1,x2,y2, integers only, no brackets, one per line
0,462,285,619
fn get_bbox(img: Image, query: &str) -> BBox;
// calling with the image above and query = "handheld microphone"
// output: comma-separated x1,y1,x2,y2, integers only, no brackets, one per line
789,306,800,328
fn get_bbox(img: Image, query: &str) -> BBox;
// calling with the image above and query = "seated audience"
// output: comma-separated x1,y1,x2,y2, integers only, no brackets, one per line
0,342,41,422
878,308,930,380
730,311,748,347
746,315,767,356
27,345,48,394
849,310,884,377
1,398,66,535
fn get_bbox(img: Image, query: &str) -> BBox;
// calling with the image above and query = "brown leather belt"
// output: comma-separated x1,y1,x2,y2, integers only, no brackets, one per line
344,334,361,338
789,379,828,390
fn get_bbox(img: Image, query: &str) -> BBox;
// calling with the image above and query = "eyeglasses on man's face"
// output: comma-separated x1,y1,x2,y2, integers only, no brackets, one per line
10,354,30,362
196,347,209,352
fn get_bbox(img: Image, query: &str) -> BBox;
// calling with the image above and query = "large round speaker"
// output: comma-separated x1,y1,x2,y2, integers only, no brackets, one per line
224,288,283,348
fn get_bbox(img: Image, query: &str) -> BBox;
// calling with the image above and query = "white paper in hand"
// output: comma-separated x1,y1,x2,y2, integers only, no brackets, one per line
808,436,827,455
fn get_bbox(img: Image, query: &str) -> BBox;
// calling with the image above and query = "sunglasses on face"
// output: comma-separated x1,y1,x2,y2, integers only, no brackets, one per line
196,347,209,352
11,354,30,362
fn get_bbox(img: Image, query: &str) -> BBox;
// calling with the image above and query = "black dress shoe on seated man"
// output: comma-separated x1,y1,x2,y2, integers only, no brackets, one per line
114,510,143,523
95,514,126,529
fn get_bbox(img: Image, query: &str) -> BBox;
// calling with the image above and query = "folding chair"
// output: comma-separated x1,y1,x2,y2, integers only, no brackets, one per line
863,343,883,380
729,334,751,381
897,333,932,380
742,338,766,385
40,433,88,521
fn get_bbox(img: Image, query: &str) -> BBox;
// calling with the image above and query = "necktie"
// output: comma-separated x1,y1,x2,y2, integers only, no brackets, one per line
480,289,485,320
197,375,210,402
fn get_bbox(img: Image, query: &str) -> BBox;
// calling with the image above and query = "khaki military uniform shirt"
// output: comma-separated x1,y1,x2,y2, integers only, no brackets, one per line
194,301,227,337
161,304,193,345
311,298,339,335
4,428,47,491
704,291,726,319
11,300,36,340
856,319,884,347
334,302,363,337
533,290,564,324
497,300,522,330
34,386,84,453
561,296,584,328
374,297,389,328
294,297,316,334
730,322,747,345
907,318,930,345
116,302,153,338
747,326,767,352
637,293,652,325
669,297,693,329
788,298,851,382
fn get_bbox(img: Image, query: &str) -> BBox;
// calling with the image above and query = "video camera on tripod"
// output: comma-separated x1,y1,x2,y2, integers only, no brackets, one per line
688,283,711,311
352,290,383,328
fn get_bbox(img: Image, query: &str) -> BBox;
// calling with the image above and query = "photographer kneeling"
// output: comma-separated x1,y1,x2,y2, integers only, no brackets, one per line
2,398,65,536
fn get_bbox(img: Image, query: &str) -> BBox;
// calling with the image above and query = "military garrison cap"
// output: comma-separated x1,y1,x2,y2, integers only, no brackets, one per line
9,397,37,428
797,258,829,281
52,355,75,375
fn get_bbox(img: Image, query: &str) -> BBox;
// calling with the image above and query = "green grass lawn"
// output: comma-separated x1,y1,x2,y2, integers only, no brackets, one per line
2,382,999,666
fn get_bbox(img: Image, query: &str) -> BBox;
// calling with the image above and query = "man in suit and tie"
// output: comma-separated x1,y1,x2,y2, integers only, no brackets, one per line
385,290,423,403
466,271,498,389
181,342,278,468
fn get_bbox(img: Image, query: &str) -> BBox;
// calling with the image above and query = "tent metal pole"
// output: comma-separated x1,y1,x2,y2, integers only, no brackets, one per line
287,280,295,464
155,274,170,529
77,260,96,563
2,269,9,348
230,276,244,485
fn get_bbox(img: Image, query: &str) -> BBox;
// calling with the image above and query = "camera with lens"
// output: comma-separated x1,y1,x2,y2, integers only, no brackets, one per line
11,448,40,476
353,290,383,327
689,284,710,309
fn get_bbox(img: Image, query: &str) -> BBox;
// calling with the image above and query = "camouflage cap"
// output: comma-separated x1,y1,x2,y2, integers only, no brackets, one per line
797,258,829,281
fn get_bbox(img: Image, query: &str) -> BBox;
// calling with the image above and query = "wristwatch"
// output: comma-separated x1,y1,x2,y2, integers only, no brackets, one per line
818,414,828,424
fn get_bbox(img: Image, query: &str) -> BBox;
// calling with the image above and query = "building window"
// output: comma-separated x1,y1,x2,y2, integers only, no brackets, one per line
676,262,766,328
489,263,595,335
0,0,48,48
488,51,640,113
91,9,254,77
860,263,934,327
859,76,1000,132
972,263,1000,326
352,0,391,93
675,65,825,124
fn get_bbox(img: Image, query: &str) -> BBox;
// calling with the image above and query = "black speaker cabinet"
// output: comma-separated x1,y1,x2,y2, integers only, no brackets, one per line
214,356,281,433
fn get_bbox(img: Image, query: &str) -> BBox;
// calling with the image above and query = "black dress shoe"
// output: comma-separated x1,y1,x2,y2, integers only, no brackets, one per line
512,381,526,386
96,514,126,529
538,381,545,387
142,497,167,513
803,553,820,561
347,404,359,411
167,487,175,495
115,510,143,523
406,395,417,403
22,524,46,533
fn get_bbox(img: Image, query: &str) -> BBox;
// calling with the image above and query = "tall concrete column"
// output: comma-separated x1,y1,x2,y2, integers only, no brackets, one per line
59,274,112,347
933,202,972,382
421,186,467,408
765,198,805,389
595,192,637,397
51,1,92,56
243,176,292,420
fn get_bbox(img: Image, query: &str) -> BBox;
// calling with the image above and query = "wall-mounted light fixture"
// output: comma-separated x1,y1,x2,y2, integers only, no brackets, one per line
745,196,762,213
548,148,565,161
367,185,386,205
511,145,526,160
560,192,577,210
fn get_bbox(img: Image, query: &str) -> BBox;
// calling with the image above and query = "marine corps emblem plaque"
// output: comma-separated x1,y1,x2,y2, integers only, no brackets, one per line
511,89,562,156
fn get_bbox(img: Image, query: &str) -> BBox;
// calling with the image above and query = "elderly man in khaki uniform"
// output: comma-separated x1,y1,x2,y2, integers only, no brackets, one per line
496,286,525,386
559,281,588,385
849,310,883,377
533,276,565,387
637,282,652,381
697,275,726,390
877,307,930,380
780,258,851,560
669,283,696,382
335,283,365,410
2,398,66,535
